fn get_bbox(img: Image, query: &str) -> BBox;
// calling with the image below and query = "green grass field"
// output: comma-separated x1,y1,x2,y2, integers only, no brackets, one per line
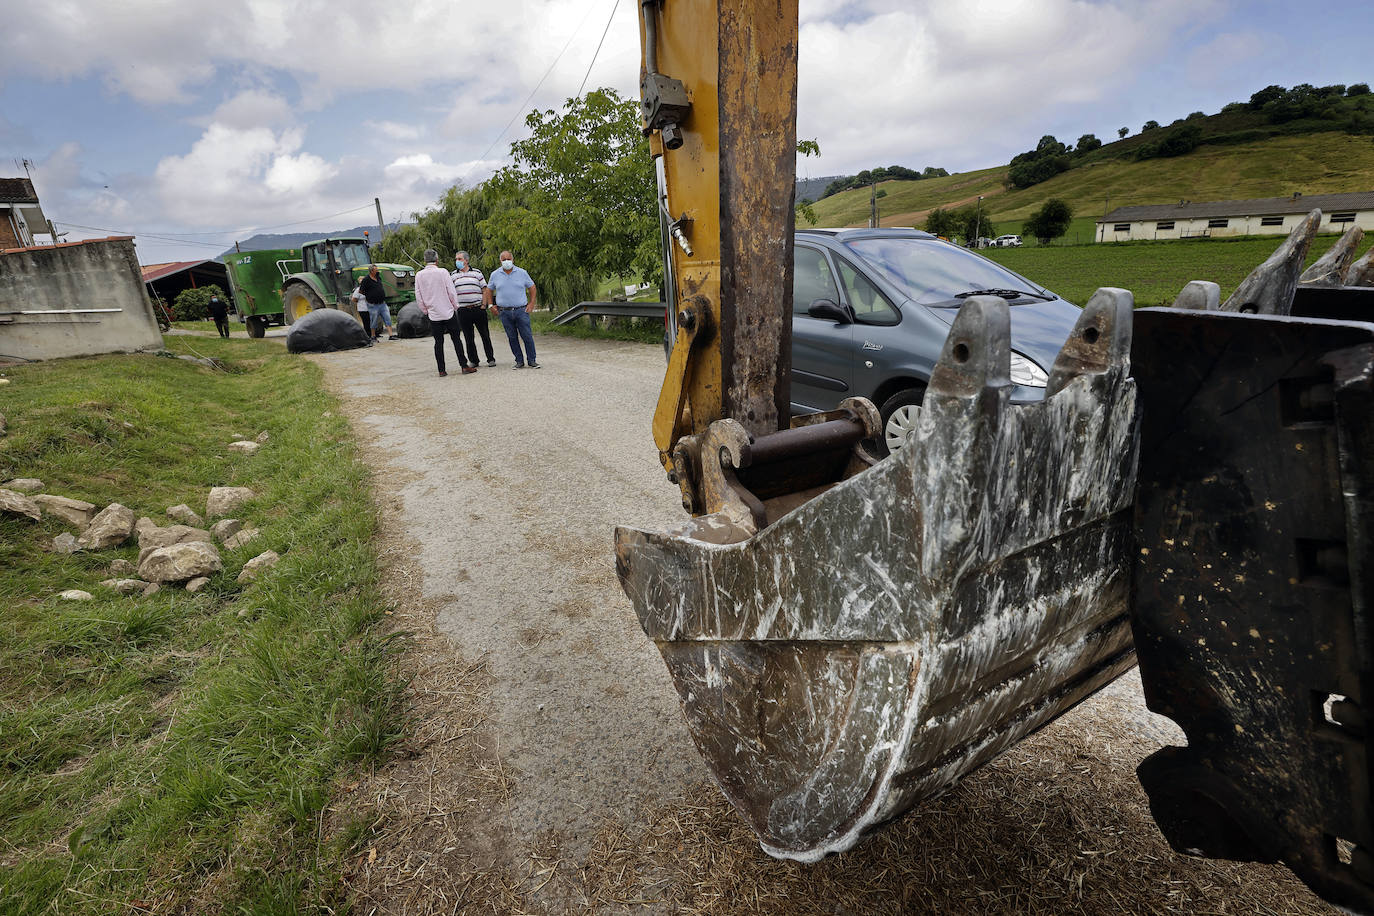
809,132,1374,237
979,233,1344,307
0,338,401,913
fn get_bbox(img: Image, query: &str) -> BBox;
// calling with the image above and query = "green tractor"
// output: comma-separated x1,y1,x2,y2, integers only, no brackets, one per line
223,237,416,338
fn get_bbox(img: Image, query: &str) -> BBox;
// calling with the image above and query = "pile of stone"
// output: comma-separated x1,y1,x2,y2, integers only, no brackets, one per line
1,455,283,601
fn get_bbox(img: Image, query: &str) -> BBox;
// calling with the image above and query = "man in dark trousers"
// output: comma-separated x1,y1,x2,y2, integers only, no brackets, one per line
208,291,230,338
415,248,471,376
452,250,495,366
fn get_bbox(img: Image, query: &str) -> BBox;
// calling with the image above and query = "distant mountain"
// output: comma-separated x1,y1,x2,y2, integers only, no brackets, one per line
217,224,412,259
796,176,845,204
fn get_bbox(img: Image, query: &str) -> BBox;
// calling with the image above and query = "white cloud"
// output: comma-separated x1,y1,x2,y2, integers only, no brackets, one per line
366,120,423,142
209,90,295,130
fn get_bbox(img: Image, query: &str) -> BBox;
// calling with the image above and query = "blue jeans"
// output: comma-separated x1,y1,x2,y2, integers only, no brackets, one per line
498,307,536,365
368,303,393,333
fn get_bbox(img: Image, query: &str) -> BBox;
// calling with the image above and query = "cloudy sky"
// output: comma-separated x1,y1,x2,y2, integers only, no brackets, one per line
1,0,1367,263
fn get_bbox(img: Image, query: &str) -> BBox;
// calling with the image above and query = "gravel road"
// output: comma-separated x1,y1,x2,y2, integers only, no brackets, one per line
320,331,707,852
314,328,1334,914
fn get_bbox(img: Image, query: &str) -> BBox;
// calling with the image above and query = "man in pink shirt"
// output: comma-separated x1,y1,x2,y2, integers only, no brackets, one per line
415,248,473,376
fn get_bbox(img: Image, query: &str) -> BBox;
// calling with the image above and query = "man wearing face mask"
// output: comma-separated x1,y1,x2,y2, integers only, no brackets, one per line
484,250,540,369
451,249,496,367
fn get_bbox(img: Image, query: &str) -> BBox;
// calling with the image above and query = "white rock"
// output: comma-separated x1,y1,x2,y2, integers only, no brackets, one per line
223,527,261,550
237,550,280,583
206,486,255,518
141,582,161,597
100,578,149,595
167,504,206,527
59,589,94,601
109,558,136,576
3,478,43,493
33,495,97,529
254,430,270,443
135,516,159,539
185,576,211,593
137,523,212,550
322,411,333,418
77,503,136,549
227,441,260,455
138,541,223,584
0,488,42,521
53,532,80,554
210,518,242,543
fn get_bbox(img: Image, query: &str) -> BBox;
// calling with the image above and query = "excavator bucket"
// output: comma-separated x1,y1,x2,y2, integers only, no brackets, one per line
616,289,1141,859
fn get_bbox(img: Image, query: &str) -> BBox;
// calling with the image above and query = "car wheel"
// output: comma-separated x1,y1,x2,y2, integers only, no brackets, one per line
874,386,927,458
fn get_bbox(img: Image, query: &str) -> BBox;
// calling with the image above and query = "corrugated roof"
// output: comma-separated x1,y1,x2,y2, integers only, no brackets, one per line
1099,191,1374,223
0,177,38,203
140,259,216,283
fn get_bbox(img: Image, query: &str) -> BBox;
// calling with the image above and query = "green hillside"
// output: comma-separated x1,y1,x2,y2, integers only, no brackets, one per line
810,132,1374,242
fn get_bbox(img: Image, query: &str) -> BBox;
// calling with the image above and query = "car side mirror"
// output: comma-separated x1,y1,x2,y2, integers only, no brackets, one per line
807,299,851,323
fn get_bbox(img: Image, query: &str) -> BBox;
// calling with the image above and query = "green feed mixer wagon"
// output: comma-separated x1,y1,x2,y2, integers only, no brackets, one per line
222,237,416,338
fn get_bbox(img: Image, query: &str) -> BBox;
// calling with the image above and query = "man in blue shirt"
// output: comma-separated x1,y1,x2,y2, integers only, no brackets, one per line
484,250,540,369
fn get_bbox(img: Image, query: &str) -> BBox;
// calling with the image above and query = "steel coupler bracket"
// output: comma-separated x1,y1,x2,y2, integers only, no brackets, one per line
1131,306,1374,913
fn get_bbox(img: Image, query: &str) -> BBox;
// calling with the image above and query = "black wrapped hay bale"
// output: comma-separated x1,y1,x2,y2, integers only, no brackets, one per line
285,309,371,353
396,302,431,339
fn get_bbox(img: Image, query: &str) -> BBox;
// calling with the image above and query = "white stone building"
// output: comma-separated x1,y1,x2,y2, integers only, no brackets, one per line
1095,191,1374,242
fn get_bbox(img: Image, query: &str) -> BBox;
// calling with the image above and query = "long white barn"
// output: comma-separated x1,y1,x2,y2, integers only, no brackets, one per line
1095,191,1374,242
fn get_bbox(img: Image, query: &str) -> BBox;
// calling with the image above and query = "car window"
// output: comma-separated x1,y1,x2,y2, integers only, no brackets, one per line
793,246,840,315
847,237,1049,305
835,257,899,326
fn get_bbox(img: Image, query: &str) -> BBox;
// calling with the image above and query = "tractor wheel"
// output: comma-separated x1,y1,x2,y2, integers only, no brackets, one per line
246,316,267,339
281,284,325,325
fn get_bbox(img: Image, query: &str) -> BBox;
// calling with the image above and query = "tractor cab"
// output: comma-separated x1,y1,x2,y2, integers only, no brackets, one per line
278,237,417,325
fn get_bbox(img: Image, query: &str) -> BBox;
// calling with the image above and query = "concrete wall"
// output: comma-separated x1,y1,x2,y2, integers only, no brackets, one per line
1096,210,1374,242
0,236,163,361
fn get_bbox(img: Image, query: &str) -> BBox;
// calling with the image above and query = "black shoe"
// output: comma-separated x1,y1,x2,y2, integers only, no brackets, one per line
388,334,399,340
527,362,542,369
512,363,525,370
486,359,496,367
438,370,447,377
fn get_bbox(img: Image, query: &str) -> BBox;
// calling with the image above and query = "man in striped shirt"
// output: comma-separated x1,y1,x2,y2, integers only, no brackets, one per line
451,250,496,367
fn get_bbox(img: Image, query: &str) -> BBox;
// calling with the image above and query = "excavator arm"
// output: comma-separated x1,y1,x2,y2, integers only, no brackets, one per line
621,1,1374,911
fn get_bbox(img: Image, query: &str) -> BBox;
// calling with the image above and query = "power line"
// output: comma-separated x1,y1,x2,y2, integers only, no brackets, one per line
578,0,620,97
479,1,599,163
55,222,231,249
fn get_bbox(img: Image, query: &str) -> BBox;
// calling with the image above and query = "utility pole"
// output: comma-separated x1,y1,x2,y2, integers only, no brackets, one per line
869,182,878,228
375,198,386,241
976,196,984,246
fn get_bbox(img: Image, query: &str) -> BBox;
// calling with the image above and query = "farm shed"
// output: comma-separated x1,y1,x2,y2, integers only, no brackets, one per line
1096,190,1374,242
142,258,231,310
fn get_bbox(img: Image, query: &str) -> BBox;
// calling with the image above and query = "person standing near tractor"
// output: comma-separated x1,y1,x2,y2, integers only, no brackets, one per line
485,250,539,369
359,264,398,341
415,248,472,377
208,291,230,338
452,250,495,367
349,280,371,338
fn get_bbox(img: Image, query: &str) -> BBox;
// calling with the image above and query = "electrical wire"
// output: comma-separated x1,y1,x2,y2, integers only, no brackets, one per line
577,0,620,97
479,2,599,163
56,202,377,246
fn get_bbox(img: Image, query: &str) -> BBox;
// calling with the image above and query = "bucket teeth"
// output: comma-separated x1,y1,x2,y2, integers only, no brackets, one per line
1299,225,1365,287
1220,209,1320,314
1346,245,1374,287
1047,287,1134,397
926,295,1011,399
1171,280,1221,311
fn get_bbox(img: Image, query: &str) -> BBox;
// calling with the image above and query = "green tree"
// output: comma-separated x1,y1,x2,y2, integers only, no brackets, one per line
1142,119,1161,131
924,207,959,238
479,88,659,310
1075,133,1102,154
1117,126,1129,139
1022,199,1074,245
171,284,225,321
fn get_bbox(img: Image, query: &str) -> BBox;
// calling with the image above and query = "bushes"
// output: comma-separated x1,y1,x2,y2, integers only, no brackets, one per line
170,284,226,321
1134,123,1203,161
1022,199,1074,245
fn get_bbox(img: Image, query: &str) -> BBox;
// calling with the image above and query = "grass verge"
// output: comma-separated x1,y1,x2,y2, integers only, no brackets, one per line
532,308,665,346
0,336,403,914
982,232,1344,307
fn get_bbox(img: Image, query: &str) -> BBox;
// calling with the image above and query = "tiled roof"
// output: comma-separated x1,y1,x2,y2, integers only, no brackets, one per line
0,177,39,203
1099,191,1374,223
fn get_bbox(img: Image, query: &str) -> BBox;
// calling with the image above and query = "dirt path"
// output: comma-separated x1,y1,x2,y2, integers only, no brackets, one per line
314,329,1335,914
